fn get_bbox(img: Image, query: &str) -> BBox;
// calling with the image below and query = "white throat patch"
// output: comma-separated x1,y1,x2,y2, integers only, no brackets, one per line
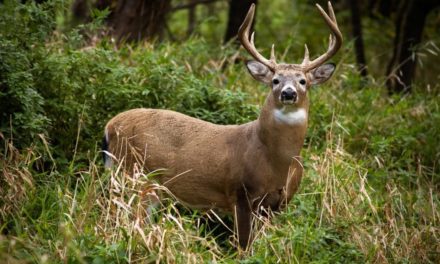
273,107,307,125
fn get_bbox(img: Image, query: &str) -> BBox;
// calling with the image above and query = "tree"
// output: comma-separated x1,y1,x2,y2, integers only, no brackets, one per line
386,0,439,93
169,0,222,39
224,0,257,43
367,0,397,18
73,0,171,42
349,0,368,77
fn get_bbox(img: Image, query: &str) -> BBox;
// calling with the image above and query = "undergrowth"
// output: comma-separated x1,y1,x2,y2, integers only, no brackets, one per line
1,0,439,263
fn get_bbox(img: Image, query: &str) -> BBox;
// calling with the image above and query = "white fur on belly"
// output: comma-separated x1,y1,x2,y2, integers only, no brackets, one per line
273,107,307,125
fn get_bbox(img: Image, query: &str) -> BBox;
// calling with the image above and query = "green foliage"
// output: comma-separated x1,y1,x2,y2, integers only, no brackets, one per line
248,200,365,263
1,1,439,263
307,69,440,184
0,1,258,162
34,40,257,162
0,0,59,146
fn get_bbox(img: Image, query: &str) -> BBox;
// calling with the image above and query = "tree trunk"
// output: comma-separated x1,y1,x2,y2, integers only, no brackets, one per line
71,0,89,24
93,0,171,42
187,0,197,36
224,0,257,43
378,0,393,17
349,0,368,77
367,0,398,19
386,0,436,94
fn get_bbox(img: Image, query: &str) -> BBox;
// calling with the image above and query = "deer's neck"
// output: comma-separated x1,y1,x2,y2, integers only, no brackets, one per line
256,94,309,165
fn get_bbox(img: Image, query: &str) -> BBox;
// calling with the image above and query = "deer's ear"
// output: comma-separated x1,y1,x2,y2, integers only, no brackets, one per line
308,63,336,85
246,60,274,85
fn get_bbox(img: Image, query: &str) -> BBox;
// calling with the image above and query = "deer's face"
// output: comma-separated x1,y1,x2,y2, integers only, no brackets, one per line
246,61,336,107
239,1,342,111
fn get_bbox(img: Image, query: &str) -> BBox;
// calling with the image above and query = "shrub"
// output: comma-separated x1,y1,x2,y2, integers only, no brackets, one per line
0,1,258,164
0,0,58,147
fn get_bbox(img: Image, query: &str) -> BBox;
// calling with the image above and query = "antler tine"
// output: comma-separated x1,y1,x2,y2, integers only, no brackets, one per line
270,44,276,61
238,4,277,71
302,44,310,65
327,0,336,22
302,1,342,71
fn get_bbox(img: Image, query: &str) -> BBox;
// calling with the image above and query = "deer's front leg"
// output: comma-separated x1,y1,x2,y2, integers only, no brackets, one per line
235,187,252,249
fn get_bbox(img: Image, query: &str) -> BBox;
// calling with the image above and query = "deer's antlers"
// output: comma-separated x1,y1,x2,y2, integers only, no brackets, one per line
301,1,343,71
238,1,342,72
238,3,277,72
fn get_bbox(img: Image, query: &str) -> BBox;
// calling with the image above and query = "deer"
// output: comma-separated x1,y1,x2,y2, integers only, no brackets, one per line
103,1,342,249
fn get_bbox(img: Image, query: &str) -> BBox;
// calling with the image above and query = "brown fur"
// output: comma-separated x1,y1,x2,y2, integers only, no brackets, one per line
105,90,306,248
106,92,305,206
105,2,341,249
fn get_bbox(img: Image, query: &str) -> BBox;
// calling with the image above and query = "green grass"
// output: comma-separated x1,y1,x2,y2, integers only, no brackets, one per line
1,54,439,262
1,0,439,263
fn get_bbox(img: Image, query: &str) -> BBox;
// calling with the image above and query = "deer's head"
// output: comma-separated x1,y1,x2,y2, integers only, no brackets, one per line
239,2,342,108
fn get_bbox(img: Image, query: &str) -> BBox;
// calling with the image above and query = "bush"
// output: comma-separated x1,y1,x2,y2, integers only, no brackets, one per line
0,1,258,163
0,0,57,147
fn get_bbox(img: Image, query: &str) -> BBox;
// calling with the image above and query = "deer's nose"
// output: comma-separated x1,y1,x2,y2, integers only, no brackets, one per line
281,88,297,101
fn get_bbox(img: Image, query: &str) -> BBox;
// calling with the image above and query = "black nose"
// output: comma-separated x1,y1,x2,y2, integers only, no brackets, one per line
281,88,297,101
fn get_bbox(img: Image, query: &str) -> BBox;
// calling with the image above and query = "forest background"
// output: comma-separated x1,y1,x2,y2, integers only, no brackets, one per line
0,0,439,263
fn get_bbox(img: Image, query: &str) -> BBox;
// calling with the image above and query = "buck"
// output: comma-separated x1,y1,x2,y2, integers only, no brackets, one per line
103,2,342,249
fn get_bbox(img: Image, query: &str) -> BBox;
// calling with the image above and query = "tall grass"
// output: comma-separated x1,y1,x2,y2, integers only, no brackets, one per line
2,81,438,263
1,0,439,263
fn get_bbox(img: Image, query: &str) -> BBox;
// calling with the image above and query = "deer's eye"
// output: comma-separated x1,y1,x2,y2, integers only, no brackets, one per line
272,79,280,85
299,79,306,85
